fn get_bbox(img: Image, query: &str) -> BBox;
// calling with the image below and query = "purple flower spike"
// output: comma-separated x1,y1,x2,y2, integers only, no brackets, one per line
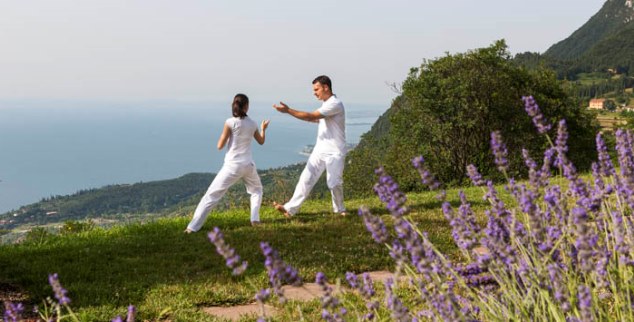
466,164,484,187
48,273,71,305
490,131,508,173
126,305,136,322
3,302,24,322
255,288,271,303
577,285,593,321
112,317,123,322
260,242,302,303
358,207,389,243
316,272,346,322
522,95,552,134
373,167,409,218
208,227,248,275
412,156,441,190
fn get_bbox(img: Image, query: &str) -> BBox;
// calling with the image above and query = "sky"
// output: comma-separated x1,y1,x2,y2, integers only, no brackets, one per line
0,0,605,107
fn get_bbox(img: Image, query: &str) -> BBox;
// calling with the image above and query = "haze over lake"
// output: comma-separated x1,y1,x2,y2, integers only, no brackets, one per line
0,100,386,213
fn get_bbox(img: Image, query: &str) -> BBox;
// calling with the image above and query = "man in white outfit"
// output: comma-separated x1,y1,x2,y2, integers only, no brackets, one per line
272,75,347,217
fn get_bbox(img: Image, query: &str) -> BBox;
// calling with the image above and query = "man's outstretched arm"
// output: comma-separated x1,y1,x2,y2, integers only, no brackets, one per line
273,102,323,123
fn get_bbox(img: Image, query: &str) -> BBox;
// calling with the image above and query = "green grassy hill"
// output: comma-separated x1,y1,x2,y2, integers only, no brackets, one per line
0,187,469,321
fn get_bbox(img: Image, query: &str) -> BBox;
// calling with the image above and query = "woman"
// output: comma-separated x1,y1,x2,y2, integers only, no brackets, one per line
185,94,270,233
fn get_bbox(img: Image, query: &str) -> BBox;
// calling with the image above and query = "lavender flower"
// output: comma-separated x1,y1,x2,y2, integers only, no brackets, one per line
547,264,571,313
441,192,479,250
412,156,441,190
358,206,389,243
255,288,271,303
260,242,302,303
554,119,569,170
316,272,346,322
3,302,24,322
208,227,248,275
126,305,136,322
522,95,551,134
374,167,409,218
466,164,484,187
490,131,508,173
384,278,412,322
577,285,593,321
112,317,123,322
595,132,615,177
48,273,71,305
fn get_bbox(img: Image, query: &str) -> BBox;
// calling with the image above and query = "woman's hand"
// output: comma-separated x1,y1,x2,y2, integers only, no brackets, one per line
261,119,270,131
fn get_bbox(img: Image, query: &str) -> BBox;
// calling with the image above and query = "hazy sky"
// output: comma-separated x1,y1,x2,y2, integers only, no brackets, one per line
0,0,604,106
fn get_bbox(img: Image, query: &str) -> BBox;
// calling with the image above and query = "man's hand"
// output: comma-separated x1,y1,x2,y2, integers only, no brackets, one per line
273,102,290,113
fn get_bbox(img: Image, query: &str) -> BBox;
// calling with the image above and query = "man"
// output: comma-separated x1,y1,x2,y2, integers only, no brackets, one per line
272,75,347,217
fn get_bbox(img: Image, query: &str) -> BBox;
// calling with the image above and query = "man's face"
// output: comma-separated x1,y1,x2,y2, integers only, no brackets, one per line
312,83,330,101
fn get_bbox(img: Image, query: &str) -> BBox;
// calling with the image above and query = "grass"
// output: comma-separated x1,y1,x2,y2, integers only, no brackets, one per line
0,186,496,321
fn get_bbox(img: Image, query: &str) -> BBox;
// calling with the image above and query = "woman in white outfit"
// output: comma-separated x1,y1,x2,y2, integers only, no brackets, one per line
185,94,270,233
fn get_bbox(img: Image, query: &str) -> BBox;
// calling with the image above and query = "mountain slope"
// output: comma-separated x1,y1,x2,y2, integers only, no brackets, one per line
545,0,634,60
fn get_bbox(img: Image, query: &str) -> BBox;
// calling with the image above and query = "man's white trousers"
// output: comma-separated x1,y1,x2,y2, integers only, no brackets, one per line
187,162,263,232
284,151,345,215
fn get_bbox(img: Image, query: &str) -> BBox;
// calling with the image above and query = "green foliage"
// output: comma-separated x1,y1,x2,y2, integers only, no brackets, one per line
346,40,599,196
24,227,53,245
1,165,330,230
344,98,398,197
59,220,96,235
544,0,634,61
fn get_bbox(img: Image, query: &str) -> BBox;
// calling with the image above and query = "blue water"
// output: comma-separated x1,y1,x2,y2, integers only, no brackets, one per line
0,100,387,213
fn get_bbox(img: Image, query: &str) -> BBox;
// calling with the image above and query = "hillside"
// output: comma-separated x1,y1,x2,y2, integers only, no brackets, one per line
0,163,330,231
545,0,634,61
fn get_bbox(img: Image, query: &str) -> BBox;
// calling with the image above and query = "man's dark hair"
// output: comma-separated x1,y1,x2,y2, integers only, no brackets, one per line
232,93,249,119
312,75,332,91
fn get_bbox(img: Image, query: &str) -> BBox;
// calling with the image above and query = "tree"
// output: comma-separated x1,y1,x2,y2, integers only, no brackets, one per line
605,99,617,111
345,40,599,196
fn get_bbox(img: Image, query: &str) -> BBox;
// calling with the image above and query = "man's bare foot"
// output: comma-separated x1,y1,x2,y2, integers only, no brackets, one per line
251,221,263,226
184,228,194,234
273,201,291,218
339,211,348,217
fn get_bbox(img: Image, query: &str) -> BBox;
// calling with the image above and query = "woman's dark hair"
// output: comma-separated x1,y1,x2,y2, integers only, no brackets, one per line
232,93,249,118
312,75,332,91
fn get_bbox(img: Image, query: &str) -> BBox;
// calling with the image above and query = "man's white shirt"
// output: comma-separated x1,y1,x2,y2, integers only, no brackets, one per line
315,95,346,155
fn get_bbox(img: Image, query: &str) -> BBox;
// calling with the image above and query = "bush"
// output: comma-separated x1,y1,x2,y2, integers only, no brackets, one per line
345,40,599,196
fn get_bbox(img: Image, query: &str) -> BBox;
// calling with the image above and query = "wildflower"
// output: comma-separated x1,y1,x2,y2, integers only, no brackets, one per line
260,242,302,303
595,133,615,177
316,272,346,322
384,278,412,322
441,192,479,250
577,285,594,321
358,206,389,244
490,131,508,173
466,164,485,187
48,273,71,305
255,288,271,303
3,302,24,322
412,156,441,190
545,264,570,313
208,227,248,275
522,95,551,134
374,167,409,218
126,305,136,322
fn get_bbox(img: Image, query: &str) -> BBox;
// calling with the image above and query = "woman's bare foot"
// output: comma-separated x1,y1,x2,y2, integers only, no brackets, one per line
251,221,263,226
184,228,194,234
339,211,348,217
273,201,291,218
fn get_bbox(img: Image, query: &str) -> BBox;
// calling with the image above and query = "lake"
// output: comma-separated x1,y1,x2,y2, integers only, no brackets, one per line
0,99,387,213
